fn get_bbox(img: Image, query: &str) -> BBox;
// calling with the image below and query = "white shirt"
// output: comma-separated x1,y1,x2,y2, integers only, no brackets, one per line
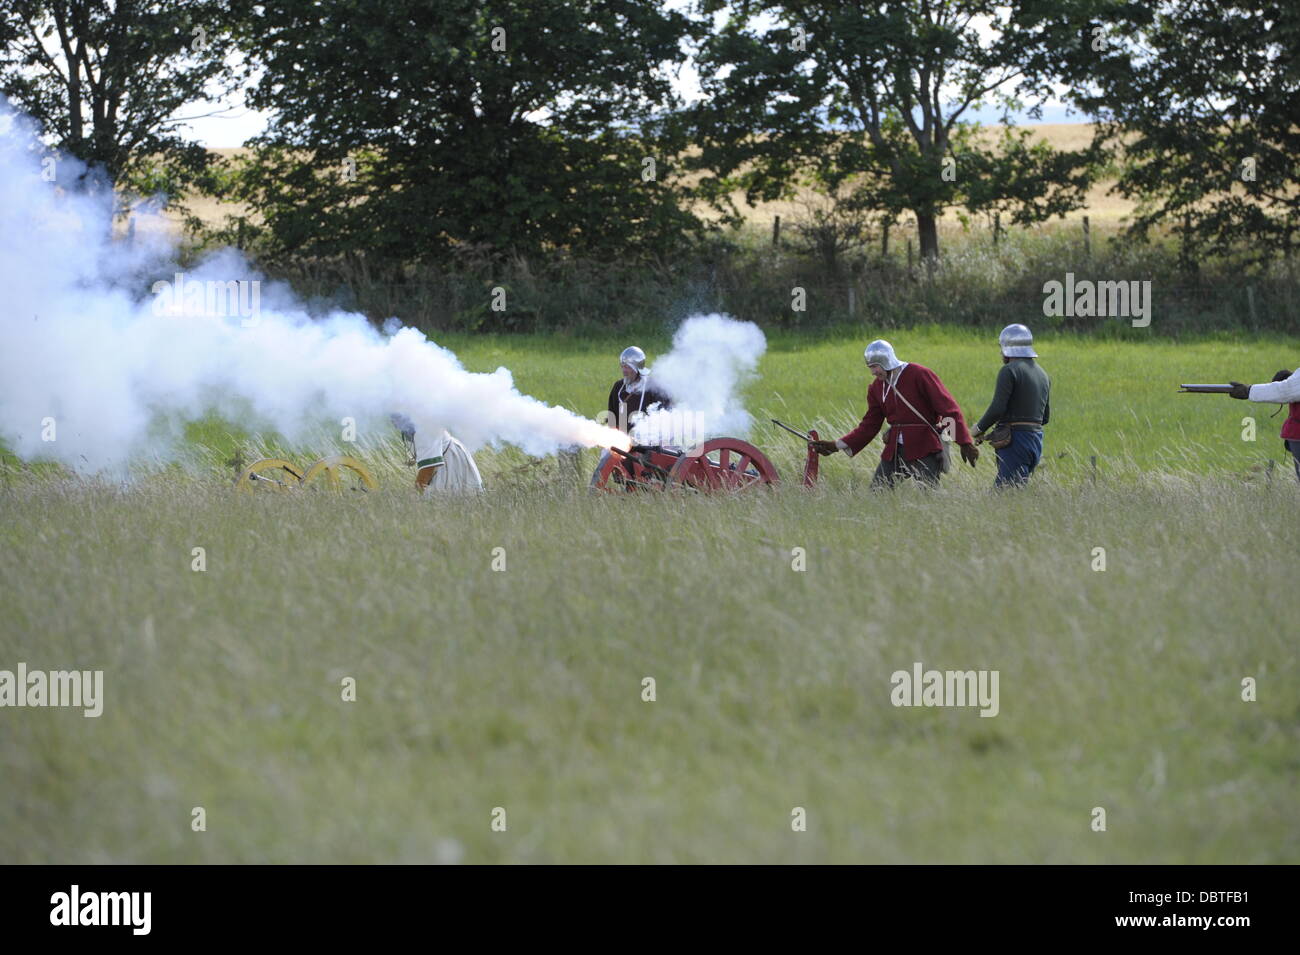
1249,368,1300,404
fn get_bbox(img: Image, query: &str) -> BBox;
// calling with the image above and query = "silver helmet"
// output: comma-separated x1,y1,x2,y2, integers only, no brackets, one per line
999,324,1037,358
619,346,646,373
863,339,902,371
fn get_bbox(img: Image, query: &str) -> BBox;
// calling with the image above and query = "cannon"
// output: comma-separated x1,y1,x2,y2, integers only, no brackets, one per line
591,436,782,492
230,426,809,495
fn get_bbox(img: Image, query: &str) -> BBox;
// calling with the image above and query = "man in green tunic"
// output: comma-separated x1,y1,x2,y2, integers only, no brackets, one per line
972,324,1051,487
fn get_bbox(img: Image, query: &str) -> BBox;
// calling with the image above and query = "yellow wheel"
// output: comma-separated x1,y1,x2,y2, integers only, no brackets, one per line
300,455,378,492
234,458,303,493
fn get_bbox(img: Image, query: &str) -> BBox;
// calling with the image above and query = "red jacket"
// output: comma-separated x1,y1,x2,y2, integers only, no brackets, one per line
840,363,974,462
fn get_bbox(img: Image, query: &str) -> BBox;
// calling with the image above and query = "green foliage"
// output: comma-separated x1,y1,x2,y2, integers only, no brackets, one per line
0,0,241,210
230,221,1300,335
688,1,1103,259
1045,0,1300,266
225,0,705,264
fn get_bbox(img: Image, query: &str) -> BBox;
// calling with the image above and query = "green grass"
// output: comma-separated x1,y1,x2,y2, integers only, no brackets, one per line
130,326,1299,486
1,478,1295,863
433,326,1300,484
8,326,1295,485
2,327,1298,863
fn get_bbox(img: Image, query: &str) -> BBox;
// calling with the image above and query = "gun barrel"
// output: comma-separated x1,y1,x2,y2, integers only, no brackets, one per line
1178,384,1234,393
771,418,813,441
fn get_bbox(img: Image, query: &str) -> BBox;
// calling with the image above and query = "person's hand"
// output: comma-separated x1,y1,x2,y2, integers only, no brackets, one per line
809,439,840,456
972,430,986,446
1228,381,1251,399
960,443,979,467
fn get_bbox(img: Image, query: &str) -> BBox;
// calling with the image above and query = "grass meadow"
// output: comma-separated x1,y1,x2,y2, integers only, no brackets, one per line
2,327,1297,863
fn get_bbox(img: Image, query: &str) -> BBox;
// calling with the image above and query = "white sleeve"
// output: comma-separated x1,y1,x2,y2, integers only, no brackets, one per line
1249,368,1300,404
413,427,451,465
835,438,852,456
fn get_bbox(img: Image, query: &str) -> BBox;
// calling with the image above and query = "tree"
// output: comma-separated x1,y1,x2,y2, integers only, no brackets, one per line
1046,0,1300,265
0,1,240,210
227,0,702,265
689,0,1101,261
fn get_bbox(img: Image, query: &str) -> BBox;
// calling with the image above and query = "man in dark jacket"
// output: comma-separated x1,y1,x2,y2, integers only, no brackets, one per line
973,324,1051,487
590,346,674,487
607,345,672,434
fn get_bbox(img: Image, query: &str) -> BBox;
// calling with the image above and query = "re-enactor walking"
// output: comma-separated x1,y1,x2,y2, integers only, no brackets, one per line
810,339,978,486
973,324,1051,487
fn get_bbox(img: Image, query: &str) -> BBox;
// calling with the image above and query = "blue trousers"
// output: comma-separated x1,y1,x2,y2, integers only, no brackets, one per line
994,430,1043,487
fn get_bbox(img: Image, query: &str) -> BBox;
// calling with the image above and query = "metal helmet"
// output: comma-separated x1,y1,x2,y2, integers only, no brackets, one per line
619,346,646,373
999,324,1038,358
863,339,902,371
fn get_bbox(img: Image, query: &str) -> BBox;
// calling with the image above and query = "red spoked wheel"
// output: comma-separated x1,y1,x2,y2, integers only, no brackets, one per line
667,437,780,492
591,451,627,491
591,448,674,492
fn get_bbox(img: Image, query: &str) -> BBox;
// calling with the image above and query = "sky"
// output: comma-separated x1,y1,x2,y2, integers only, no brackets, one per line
173,2,1082,148
178,70,1081,149
182,100,1082,148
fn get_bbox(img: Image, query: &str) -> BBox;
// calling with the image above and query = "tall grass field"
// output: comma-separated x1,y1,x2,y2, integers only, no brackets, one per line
2,328,1297,863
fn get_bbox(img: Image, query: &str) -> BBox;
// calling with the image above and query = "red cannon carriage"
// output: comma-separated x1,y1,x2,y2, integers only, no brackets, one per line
591,427,821,493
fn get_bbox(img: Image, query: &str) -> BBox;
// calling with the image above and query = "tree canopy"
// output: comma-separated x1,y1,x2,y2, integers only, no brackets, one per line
227,0,703,264
687,0,1101,260
0,0,240,207
3,0,1296,271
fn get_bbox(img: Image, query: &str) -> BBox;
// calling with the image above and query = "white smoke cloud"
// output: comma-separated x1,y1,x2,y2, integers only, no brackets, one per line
631,313,766,446
0,104,629,473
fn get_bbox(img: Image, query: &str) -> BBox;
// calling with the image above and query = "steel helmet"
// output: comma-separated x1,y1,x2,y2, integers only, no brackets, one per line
999,324,1038,358
863,339,902,371
619,346,646,373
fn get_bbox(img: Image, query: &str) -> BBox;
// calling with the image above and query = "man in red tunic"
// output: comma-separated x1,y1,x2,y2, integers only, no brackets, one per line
810,340,979,486
1229,367,1300,482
